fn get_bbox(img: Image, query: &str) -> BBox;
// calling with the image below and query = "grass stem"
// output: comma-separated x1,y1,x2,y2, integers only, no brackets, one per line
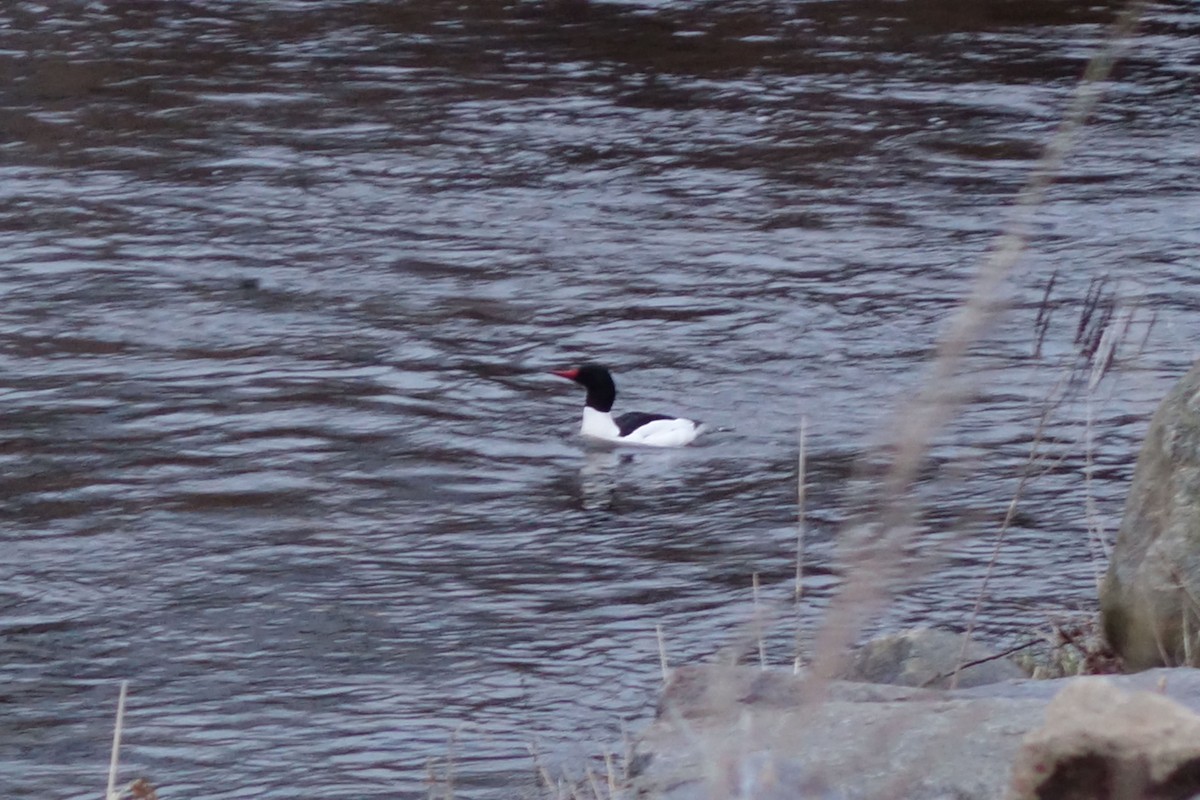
753,572,765,669
106,680,128,800
656,623,669,683
796,416,808,602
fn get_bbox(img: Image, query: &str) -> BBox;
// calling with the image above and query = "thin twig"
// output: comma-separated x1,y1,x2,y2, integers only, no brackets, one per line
923,638,1041,688
426,758,439,800
1184,604,1192,667
752,573,765,669
1033,271,1058,359
585,767,604,800
796,416,808,602
444,726,461,800
106,681,128,800
952,401,1057,689
656,623,669,683
1084,392,1110,588
795,416,809,674
529,741,557,796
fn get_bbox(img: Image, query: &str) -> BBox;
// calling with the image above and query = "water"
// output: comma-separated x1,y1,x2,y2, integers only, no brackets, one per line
2,1,1198,797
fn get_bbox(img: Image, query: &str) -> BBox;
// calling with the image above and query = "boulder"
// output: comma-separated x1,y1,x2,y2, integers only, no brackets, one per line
841,627,1027,689
631,665,1200,800
1101,360,1200,670
1008,678,1200,800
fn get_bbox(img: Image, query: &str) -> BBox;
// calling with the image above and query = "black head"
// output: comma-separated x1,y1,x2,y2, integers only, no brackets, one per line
550,363,617,412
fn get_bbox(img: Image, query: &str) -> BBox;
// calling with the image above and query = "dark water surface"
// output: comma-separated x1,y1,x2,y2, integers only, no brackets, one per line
2,1,1198,797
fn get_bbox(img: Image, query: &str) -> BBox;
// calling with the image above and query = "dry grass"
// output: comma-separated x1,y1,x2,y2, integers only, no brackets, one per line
795,0,1150,696
1014,614,1122,679
103,682,161,800
951,272,1149,686
591,1,1152,797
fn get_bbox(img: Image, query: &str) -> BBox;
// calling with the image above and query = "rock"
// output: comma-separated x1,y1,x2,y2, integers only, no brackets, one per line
1101,360,1200,671
1008,678,1200,800
841,627,1027,689
631,665,1200,800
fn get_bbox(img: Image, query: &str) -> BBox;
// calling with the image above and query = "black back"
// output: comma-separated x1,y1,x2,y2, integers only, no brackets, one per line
614,411,675,437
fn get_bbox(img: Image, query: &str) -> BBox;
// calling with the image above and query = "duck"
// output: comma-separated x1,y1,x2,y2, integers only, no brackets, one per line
551,364,703,447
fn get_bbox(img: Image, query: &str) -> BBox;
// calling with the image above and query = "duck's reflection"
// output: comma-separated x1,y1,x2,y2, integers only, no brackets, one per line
578,447,623,510
576,443,695,511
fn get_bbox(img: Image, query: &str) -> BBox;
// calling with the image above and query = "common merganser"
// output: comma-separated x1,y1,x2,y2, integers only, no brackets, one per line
551,364,703,447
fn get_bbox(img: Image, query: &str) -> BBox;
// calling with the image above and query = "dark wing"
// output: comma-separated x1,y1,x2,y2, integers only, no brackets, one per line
614,412,675,437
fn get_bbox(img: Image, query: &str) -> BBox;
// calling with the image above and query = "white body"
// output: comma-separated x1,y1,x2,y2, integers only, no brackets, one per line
580,407,701,447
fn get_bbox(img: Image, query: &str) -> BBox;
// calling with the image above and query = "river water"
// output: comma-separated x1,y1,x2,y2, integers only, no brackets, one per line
1,1,1197,797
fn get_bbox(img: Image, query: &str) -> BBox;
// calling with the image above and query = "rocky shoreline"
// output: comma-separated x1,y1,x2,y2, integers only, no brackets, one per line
630,360,1200,799
631,662,1200,799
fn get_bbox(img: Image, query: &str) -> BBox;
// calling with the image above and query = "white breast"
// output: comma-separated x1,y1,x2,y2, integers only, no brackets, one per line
580,407,622,441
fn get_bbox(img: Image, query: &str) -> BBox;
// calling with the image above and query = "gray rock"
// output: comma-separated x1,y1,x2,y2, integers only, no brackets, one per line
1008,679,1200,800
631,665,1200,800
1101,360,1200,671
841,627,1027,689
